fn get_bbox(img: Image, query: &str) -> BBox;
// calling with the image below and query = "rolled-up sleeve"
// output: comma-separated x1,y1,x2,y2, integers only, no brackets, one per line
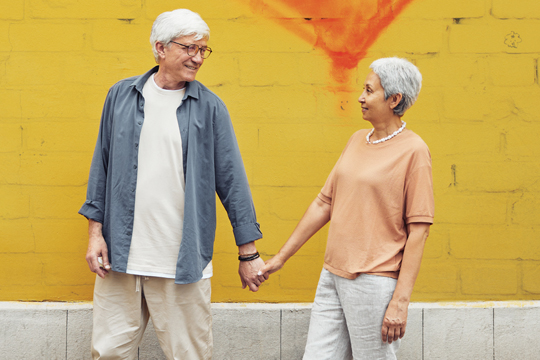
213,101,262,246
78,87,115,223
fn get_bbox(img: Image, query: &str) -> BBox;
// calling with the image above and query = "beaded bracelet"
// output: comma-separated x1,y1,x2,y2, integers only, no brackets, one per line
238,252,260,261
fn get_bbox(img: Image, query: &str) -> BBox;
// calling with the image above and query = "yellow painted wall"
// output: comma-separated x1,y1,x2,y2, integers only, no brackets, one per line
0,0,539,302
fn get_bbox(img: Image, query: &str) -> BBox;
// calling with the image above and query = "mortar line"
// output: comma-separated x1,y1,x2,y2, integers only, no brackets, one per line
493,309,495,360
280,309,283,360
422,309,424,360
65,310,68,360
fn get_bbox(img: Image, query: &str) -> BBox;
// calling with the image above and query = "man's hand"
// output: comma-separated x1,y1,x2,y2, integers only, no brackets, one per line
86,220,110,278
381,299,408,344
238,257,268,292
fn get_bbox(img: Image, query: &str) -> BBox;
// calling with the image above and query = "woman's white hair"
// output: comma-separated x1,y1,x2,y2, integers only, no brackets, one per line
369,57,422,116
150,9,210,62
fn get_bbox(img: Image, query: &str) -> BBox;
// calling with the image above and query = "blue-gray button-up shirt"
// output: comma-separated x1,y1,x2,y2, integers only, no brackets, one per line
79,66,262,284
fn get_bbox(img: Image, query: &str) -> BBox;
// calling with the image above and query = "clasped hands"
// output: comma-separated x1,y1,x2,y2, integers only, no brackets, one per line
238,254,284,292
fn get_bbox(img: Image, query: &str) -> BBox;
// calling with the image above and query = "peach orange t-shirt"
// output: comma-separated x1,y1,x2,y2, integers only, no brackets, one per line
319,128,434,280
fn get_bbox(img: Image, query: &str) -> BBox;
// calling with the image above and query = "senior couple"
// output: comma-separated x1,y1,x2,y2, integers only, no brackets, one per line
80,8,434,360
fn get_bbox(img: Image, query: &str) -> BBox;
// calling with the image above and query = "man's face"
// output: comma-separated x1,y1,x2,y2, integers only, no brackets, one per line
159,34,207,86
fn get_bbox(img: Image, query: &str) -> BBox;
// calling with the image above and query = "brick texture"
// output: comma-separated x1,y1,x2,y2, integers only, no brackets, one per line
0,0,539,303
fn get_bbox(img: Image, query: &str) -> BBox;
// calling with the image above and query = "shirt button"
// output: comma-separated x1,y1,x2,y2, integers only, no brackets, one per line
131,188,135,192
138,121,142,125
133,165,137,169
135,143,138,148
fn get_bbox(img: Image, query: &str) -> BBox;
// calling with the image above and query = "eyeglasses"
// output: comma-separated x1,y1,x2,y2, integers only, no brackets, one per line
170,41,212,59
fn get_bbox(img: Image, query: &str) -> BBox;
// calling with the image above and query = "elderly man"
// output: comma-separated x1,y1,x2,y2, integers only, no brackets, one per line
79,9,266,359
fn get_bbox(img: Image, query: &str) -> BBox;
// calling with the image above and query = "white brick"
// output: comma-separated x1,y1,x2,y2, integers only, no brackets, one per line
67,309,93,360
212,304,280,360
397,308,422,360
424,308,493,360
0,309,66,359
494,307,540,360
281,306,311,359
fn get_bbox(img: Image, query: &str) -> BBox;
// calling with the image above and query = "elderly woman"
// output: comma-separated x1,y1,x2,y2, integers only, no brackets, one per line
259,57,434,359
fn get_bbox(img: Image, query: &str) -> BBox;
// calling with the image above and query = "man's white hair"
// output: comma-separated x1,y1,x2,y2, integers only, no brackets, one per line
369,57,422,117
150,9,210,62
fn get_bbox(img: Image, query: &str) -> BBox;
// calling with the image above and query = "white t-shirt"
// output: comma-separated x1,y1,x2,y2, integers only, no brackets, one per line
126,74,212,279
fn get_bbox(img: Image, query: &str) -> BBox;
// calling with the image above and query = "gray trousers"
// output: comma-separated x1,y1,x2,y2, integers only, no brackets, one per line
303,269,400,360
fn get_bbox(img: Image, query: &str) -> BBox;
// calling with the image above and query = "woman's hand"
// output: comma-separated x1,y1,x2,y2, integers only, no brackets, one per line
257,254,286,277
381,299,408,344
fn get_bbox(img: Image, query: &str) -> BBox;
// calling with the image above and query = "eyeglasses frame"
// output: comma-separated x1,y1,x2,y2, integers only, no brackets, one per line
169,41,212,59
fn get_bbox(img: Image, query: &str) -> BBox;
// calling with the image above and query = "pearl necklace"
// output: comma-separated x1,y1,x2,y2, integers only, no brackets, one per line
366,121,406,144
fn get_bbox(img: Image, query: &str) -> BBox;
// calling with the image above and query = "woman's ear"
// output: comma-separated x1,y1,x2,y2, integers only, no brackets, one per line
389,93,403,110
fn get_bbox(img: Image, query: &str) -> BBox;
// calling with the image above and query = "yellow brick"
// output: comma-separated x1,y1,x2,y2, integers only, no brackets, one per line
0,0,24,20
449,22,540,54
505,122,540,158
461,263,518,295
253,154,336,187
239,53,329,87
509,86,540,122
414,262,458,293
422,225,447,259
492,0,540,19
370,19,443,54
279,254,325,290
30,185,85,219
488,56,536,86
42,253,94,285
321,125,361,153
0,154,21,185
402,0,485,19
20,86,87,119
227,123,259,156
418,123,500,159
402,89,443,123
0,254,43,286
522,262,540,294
258,124,328,155
0,23,11,51
6,53,85,86
450,225,540,260
416,55,486,87
442,87,492,120
45,285,94,301
19,152,92,186
92,20,152,52
10,23,86,52
210,18,314,54
0,89,22,119
28,0,140,19
33,219,88,253
435,192,508,225
0,185,30,219
456,161,540,192
220,85,318,122
0,219,35,252
512,194,540,225
0,124,23,152
145,0,249,20
26,122,98,152
0,285,47,301
195,55,240,88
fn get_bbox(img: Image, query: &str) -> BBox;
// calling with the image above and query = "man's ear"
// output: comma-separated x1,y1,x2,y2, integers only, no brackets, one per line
155,42,166,60
389,93,403,110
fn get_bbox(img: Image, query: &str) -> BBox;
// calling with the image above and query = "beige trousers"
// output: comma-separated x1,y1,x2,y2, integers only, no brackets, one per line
92,271,212,360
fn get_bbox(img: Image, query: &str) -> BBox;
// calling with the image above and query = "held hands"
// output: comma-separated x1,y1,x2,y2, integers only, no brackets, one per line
381,299,408,344
238,257,268,292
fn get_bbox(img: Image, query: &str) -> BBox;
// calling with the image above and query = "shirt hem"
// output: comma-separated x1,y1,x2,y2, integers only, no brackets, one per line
323,263,399,280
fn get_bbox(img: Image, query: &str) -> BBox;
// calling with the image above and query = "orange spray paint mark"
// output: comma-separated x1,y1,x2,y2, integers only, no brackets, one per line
241,0,415,83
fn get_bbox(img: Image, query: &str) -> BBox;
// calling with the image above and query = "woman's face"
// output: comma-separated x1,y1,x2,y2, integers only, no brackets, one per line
358,71,395,122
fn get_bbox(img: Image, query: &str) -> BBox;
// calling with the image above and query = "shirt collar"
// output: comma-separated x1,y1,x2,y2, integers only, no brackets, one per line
130,66,200,100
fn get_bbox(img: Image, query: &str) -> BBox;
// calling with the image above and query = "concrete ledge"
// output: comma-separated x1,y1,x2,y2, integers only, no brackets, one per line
1,301,539,359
